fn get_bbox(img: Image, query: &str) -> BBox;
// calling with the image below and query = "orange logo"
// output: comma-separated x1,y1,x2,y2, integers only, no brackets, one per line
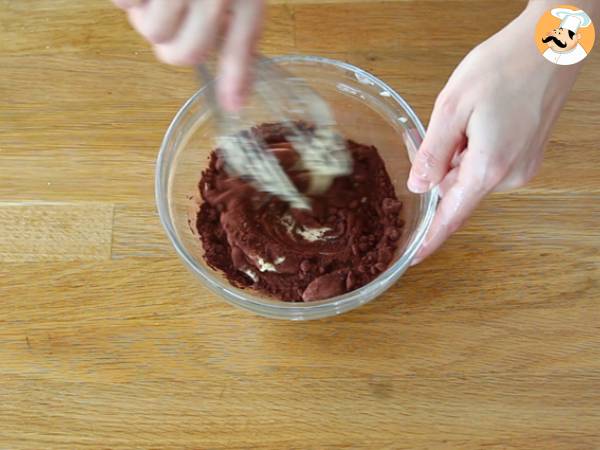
535,5,595,65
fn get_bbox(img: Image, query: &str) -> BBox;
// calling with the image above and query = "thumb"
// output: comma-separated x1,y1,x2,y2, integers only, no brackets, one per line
407,92,469,193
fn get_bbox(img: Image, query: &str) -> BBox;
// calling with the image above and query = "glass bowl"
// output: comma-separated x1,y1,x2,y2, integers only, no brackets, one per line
156,55,437,320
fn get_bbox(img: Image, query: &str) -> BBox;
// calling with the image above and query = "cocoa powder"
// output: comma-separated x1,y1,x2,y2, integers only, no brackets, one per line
195,123,404,302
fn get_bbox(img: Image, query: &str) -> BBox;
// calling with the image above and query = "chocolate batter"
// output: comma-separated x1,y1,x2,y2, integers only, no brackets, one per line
195,123,404,302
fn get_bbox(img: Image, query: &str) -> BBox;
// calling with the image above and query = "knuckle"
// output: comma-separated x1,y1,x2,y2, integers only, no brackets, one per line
487,164,509,187
514,171,534,188
141,25,171,44
162,51,194,66
465,171,486,192
446,219,462,235
524,160,541,183
415,148,440,174
498,161,541,191
434,90,458,116
498,173,528,191
503,177,526,191
515,173,530,187
157,45,209,66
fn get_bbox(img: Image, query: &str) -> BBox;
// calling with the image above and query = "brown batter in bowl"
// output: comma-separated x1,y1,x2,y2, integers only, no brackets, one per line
195,123,404,302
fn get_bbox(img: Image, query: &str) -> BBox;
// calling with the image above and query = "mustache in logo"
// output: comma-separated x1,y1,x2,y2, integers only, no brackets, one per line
542,35,567,48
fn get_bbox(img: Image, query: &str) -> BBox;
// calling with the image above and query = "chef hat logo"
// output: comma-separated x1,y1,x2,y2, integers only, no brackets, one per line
551,8,592,33
535,4,595,66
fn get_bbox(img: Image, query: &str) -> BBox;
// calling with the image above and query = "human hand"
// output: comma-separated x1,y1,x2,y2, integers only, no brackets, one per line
112,0,265,112
407,2,583,265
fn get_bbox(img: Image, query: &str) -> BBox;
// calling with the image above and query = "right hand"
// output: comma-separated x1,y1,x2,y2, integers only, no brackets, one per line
112,0,266,112
407,1,582,265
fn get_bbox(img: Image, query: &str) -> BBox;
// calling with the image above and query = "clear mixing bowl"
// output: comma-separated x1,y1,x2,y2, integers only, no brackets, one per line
156,55,437,320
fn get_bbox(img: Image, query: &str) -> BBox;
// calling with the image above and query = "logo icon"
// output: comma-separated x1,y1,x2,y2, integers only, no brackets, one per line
535,5,595,65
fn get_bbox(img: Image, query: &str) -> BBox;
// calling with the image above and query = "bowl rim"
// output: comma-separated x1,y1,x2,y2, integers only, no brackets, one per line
155,55,438,320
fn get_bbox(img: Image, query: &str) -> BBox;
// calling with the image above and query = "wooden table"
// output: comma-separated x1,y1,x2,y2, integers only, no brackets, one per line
1,1,599,448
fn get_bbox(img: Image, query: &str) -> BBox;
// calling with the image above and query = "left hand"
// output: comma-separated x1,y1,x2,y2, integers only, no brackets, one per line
407,2,582,265
111,0,265,112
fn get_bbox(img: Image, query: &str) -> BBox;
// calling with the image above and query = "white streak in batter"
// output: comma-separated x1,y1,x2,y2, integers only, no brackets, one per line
280,214,332,243
243,269,258,282
255,256,286,273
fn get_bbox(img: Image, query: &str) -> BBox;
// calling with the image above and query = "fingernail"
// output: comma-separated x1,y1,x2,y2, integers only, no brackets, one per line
410,245,426,266
410,252,425,266
407,175,430,194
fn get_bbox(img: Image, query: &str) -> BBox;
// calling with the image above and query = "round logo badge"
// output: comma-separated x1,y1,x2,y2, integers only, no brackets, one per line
535,5,595,65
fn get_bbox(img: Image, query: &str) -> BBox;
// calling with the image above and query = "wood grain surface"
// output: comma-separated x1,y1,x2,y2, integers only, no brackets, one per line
1,0,599,449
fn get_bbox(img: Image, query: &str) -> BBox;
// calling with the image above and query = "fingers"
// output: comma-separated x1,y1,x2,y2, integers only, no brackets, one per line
113,0,265,110
411,167,487,266
127,0,188,44
411,139,497,265
407,92,469,194
154,0,230,66
438,165,459,198
217,0,265,112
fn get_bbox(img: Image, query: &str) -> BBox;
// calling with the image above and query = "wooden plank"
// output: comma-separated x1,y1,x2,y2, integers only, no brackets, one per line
0,1,295,56
294,1,525,53
111,203,174,258
0,246,599,378
0,249,599,446
1,375,599,449
0,202,113,262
